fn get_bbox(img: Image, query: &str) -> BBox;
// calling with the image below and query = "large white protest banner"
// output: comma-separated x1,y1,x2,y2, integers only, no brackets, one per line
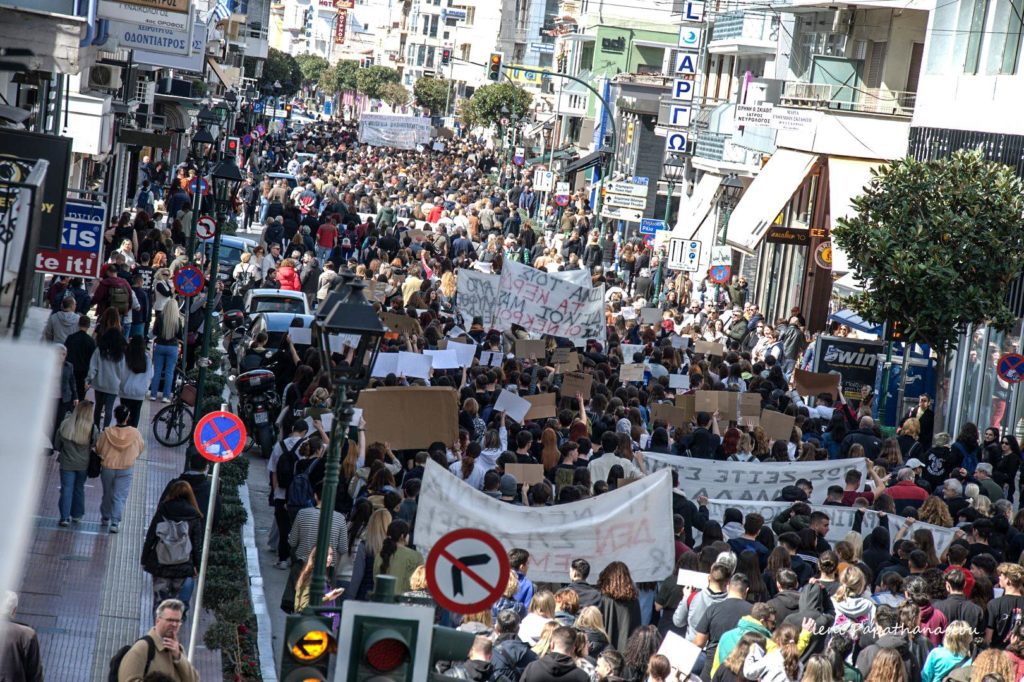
551,269,592,287
358,113,433,150
642,452,868,504
702,498,957,556
416,460,675,582
495,260,605,343
456,269,499,327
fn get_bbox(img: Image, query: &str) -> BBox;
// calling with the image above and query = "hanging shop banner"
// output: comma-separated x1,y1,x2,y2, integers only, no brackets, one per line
99,0,191,31
813,335,884,403
334,9,347,44
642,452,867,504
494,260,605,343
358,113,432,150
416,460,675,582
0,129,72,250
34,199,106,279
702,498,957,556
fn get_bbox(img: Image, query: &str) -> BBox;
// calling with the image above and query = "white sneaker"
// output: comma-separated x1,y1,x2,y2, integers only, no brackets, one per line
162,396,172,403
273,560,290,570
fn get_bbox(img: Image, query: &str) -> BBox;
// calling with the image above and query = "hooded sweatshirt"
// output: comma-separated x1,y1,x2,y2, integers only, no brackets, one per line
95,425,145,469
674,586,727,641
917,603,949,646
783,584,835,660
855,634,921,681
722,521,744,541
712,616,773,676
43,310,80,343
832,596,875,638
520,652,590,682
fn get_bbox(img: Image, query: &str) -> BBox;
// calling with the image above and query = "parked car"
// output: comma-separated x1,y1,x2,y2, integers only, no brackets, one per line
242,288,310,318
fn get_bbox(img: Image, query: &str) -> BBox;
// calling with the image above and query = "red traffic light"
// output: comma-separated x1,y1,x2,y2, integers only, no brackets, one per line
365,633,409,672
226,137,239,152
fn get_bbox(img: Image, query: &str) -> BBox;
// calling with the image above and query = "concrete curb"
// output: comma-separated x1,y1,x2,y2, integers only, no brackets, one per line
240,482,279,682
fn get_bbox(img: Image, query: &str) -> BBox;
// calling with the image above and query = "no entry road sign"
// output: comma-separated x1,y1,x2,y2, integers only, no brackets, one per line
998,353,1024,384
193,410,247,463
425,528,510,615
174,265,205,298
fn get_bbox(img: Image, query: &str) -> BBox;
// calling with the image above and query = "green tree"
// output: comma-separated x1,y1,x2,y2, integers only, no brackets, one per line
379,82,410,109
356,65,400,100
256,48,303,96
413,77,452,115
295,54,330,85
832,149,1024,425
460,82,531,128
318,60,359,95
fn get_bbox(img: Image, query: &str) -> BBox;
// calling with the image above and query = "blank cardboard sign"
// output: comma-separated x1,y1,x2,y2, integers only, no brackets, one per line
761,410,796,442
523,393,558,420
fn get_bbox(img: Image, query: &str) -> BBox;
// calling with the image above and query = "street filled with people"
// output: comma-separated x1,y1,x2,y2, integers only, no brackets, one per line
36,117,1024,682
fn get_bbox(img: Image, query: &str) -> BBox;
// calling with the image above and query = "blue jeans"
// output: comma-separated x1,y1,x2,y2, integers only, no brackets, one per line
100,467,133,523
638,587,656,626
258,197,269,224
178,576,196,605
151,343,178,398
59,468,87,520
94,391,117,429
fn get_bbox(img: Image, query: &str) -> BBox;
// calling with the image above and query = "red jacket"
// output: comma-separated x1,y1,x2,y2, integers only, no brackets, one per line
886,479,929,502
277,265,301,292
90,275,133,317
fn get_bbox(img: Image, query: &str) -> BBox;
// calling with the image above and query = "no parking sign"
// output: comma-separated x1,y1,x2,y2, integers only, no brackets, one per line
998,353,1024,384
193,410,248,462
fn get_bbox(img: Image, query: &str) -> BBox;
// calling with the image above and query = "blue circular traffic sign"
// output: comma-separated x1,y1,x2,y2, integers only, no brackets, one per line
188,178,209,194
555,194,569,207
193,410,248,463
998,353,1024,383
174,265,205,298
709,265,731,284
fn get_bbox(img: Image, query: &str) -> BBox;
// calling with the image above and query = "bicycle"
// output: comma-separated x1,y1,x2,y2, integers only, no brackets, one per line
152,375,197,447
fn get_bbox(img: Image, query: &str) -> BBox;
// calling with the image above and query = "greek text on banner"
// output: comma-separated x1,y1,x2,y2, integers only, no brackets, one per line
495,260,605,343
415,460,675,583
642,452,868,505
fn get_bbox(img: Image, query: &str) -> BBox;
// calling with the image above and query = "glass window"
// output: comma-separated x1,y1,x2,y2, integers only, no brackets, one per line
963,0,991,73
926,0,959,74
985,0,1024,74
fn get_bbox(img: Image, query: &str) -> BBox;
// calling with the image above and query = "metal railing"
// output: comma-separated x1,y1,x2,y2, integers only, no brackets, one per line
780,81,916,117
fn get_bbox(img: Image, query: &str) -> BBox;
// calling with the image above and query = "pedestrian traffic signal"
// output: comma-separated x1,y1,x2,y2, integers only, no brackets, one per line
440,47,453,66
226,136,240,155
884,319,905,341
281,614,334,680
486,52,504,81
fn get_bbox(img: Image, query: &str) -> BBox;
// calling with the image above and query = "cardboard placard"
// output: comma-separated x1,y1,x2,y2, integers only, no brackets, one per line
515,339,547,359
555,352,580,373
740,393,762,417
694,340,725,357
371,353,399,378
442,340,478,367
380,311,423,337
668,374,690,391
793,367,841,400
355,386,459,450
505,463,546,486
652,403,689,428
677,569,710,591
523,393,557,421
739,415,760,428
480,350,505,367
495,389,531,423
658,632,702,676
621,344,644,361
424,348,460,370
669,335,691,350
761,410,796,442
621,306,637,320
675,394,696,421
551,347,571,365
640,307,663,325
694,390,718,414
365,280,390,303
397,351,432,380
721,391,739,420
620,363,646,382
561,371,593,398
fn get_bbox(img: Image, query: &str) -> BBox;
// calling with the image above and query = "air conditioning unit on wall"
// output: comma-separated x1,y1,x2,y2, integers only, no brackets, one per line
89,65,123,90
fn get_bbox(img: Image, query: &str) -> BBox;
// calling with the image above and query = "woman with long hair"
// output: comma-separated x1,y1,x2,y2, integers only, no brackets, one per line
96,404,145,533
519,590,556,645
597,560,642,651
863,648,906,682
744,623,804,682
954,649,1015,682
920,620,972,682
539,427,560,473
832,567,874,637
346,508,391,601
150,300,181,401
575,605,611,658
714,631,768,682
996,434,1022,504
801,655,836,682
954,422,982,474
119,336,152,427
492,570,527,621
740,551,770,604
88,328,127,428
293,548,345,613
918,496,954,528
54,400,98,526
141,480,204,613
622,625,662,682
372,519,422,594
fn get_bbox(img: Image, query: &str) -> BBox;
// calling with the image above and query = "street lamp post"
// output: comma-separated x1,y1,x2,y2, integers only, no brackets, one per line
308,279,385,607
713,173,744,301
653,156,688,301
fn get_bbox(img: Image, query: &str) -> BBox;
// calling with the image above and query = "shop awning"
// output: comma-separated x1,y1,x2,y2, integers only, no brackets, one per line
725,148,819,254
672,173,723,239
828,308,882,335
828,157,883,273
563,149,609,175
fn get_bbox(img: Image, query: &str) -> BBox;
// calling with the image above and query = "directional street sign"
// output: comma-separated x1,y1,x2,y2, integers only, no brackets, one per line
188,178,209,194
193,410,248,463
174,265,205,298
639,218,667,236
425,528,510,615
711,245,732,266
998,353,1024,384
606,193,648,210
601,206,643,222
605,181,648,198
667,238,701,272
196,215,217,241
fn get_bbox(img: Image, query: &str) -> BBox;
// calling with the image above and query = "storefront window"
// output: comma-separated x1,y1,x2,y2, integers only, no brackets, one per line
958,325,988,430
978,328,1010,429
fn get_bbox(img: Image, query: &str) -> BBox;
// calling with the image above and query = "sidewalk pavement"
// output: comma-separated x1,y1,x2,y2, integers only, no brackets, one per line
246,458,288,667
17,399,222,681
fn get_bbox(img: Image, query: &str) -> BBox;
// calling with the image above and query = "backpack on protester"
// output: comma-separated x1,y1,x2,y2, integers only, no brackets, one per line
286,458,318,513
154,518,192,566
107,284,131,315
108,635,155,682
136,189,153,211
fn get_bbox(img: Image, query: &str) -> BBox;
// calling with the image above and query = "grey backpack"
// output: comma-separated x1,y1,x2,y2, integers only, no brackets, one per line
155,519,192,565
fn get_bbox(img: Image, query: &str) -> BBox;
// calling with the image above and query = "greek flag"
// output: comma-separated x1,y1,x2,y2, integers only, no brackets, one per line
206,1,231,25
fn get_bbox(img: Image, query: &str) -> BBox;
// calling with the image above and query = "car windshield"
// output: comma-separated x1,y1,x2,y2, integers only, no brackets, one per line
250,298,305,314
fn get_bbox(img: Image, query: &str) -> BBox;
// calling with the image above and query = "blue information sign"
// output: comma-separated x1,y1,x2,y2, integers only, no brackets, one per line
639,218,667,235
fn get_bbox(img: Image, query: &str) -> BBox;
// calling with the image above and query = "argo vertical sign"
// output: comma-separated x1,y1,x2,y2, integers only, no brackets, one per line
665,0,706,156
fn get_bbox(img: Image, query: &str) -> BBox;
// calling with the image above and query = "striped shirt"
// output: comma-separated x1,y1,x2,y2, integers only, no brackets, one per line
288,506,348,563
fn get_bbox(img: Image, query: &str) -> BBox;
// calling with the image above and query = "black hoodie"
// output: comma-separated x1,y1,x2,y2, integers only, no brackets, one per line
520,653,590,682
141,498,204,579
783,583,835,660
448,659,511,682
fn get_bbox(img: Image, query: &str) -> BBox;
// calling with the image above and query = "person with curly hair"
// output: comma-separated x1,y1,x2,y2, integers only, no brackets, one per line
918,496,954,527
947,649,1016,682
597,561,641,651
621,625,661,682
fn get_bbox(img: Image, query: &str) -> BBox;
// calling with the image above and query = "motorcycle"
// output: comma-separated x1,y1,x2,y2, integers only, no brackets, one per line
233,368,280,458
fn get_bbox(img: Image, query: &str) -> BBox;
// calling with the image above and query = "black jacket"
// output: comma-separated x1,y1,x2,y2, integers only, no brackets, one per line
447,659,512,682
491,634,537,681
568,581,602,609
766,590,801,624
839,428,883,459
520,653,590,682
161,472,221,529
141,498,204,578
64,329,96,375
599,595,641,651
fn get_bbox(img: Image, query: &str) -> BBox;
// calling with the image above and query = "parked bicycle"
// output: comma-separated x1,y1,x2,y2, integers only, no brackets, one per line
151,375,196,447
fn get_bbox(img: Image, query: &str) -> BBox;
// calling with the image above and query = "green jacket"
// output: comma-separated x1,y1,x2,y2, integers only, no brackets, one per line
713,616,773,674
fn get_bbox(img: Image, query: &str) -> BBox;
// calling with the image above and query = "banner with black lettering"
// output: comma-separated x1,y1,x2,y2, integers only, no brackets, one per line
455,269,498,327
495,260,605,344
701,498,957,556
642,452,868,505
416,460,675,582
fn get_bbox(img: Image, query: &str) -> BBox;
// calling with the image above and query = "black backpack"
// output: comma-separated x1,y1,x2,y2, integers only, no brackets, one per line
109,635,155,681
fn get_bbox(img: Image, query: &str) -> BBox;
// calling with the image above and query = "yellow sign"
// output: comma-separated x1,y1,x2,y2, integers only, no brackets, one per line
291,630,330,662
506,65,550,86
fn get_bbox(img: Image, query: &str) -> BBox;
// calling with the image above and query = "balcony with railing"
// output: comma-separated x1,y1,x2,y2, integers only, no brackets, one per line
708,10,777,54
780,81,916,117
691,102,768,173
